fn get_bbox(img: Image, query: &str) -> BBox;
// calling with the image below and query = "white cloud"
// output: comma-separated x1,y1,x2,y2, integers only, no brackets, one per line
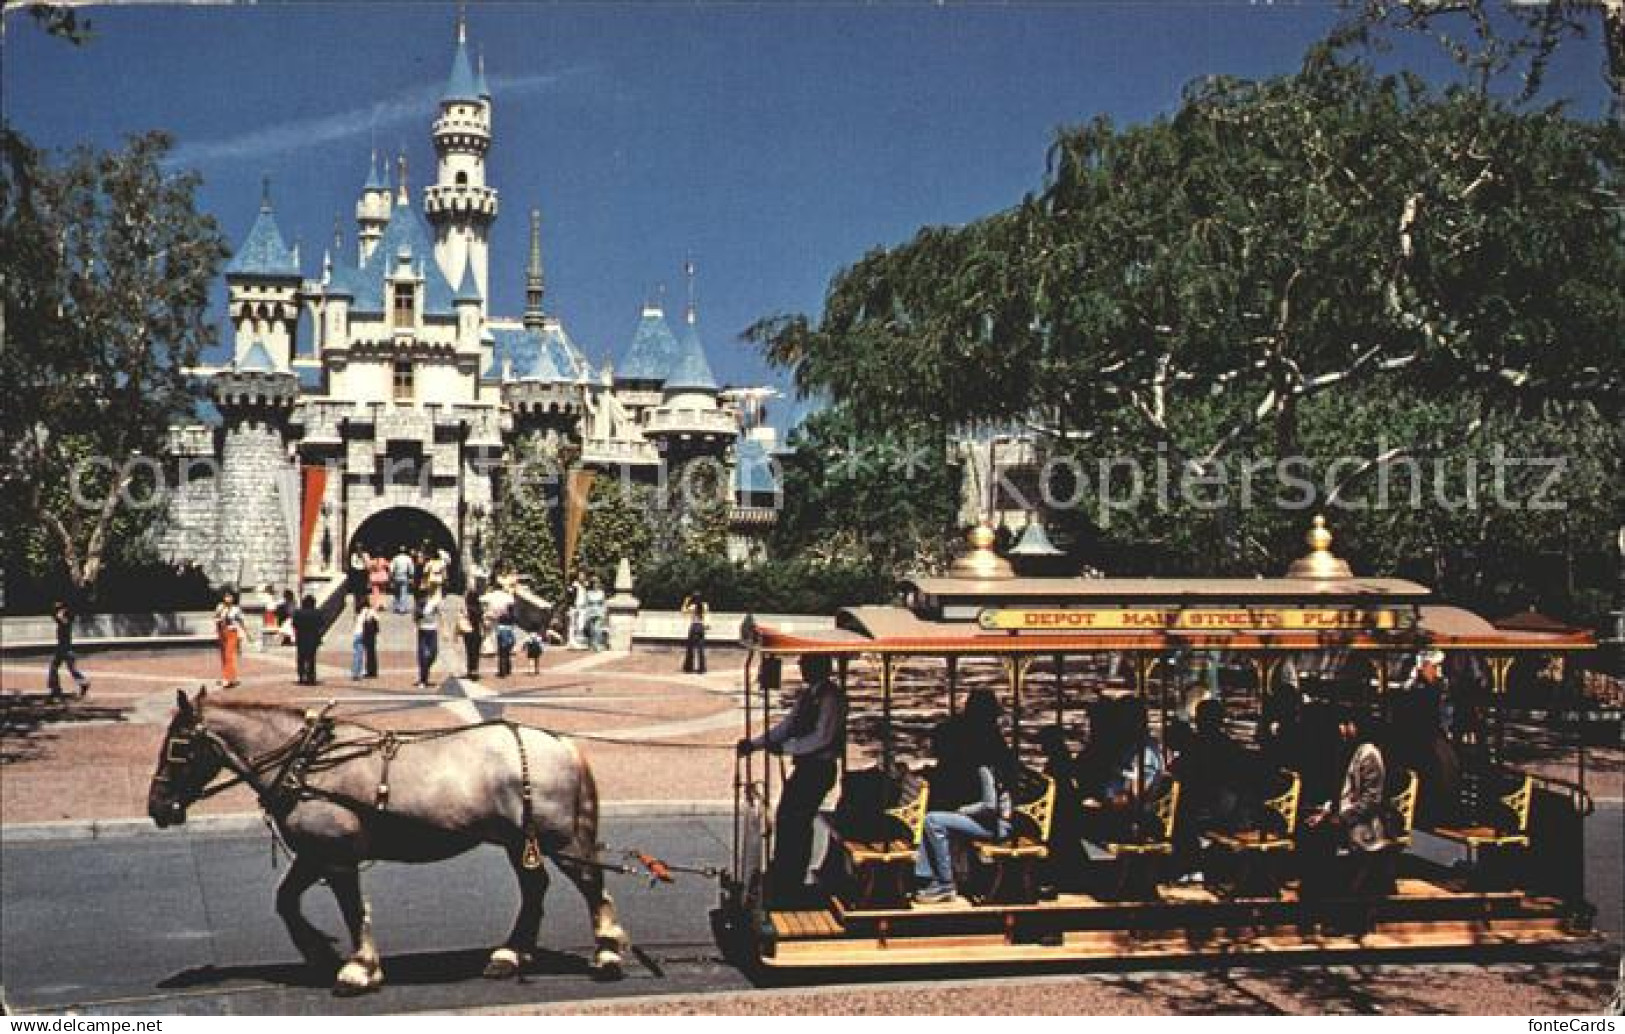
166,71,572,170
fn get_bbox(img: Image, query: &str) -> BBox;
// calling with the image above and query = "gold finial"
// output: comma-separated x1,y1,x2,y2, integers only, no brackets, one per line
1286,514,1353,579
949,519,1014,581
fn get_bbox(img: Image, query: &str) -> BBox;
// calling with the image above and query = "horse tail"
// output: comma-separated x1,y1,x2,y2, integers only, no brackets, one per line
563,735,600,862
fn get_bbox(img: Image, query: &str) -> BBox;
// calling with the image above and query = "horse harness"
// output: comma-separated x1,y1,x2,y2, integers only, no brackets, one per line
175,706,548,866
172,707,710,883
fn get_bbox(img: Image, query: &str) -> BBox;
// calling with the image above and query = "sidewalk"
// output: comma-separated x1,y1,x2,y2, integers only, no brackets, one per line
0,609,747,829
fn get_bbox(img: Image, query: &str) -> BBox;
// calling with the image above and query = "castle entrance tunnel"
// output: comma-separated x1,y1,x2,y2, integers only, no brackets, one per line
348,506,462,594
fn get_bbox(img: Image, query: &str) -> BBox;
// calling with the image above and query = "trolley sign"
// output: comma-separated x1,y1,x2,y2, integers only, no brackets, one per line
976,606,1413,633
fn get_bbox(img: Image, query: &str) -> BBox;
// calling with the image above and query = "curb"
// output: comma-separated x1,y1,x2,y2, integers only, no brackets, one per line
0,799,735,844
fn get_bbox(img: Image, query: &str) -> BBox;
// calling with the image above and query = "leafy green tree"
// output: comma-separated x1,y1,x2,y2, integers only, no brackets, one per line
667,457,731,559
490,442,565,601
0,130,228,597
750,53,1623,615
772,404,961,576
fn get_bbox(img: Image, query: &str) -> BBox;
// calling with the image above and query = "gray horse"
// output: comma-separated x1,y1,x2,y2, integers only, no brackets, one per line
147,689,628,994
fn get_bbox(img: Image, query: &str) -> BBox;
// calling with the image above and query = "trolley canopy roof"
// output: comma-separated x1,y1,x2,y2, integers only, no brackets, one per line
742,580,1594,658
743,520,1595,657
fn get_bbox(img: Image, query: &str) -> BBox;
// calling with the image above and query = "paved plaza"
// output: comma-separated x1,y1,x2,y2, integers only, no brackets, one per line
0,609,744,826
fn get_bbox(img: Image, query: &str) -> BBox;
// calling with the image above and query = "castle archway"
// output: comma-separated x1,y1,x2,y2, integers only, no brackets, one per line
348,506,461,593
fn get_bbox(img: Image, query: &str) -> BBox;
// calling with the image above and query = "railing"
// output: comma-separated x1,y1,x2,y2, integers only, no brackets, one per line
645,407,739,437
580,438,660,465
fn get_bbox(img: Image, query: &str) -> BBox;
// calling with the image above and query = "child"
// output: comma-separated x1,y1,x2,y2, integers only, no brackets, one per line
523,630,545,675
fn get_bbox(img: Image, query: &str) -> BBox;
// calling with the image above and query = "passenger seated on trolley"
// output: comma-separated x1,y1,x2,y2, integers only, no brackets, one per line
1387,654,1462,827
1174,699,1260,833
913,690,1013,904
925,692,1001,811
1035,725,1086,890
1080,698,1166,845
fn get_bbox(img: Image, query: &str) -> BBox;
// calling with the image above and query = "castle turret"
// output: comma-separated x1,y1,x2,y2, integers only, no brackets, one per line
225,178,302,369
644,274,737,463
211,360,298,591
355,151,392,263
424,11,498,307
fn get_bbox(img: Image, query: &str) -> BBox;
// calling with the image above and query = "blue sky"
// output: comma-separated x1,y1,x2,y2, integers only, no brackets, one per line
3,2,1612,430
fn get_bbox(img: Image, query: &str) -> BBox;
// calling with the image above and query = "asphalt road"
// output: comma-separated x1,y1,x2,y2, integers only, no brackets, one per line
2,806,1619,1015
0,815,749,1015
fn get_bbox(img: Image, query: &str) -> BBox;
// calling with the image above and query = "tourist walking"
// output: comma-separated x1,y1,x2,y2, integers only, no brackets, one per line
360,595,380,677
46,599,91,698
585,577,607,652
487,574,518,678
414,590,443,688
422,548,448,598
291,593,325,686
347,549,368,608
213,592,247,688
459,588,485,679
390,546,414,614
349,597,372,681
368,552,389,609
566,573,587,649
681,592,709,674
274,589,296,646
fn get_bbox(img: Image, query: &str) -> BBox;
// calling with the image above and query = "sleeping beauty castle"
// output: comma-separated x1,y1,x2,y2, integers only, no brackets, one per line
158,13,782,594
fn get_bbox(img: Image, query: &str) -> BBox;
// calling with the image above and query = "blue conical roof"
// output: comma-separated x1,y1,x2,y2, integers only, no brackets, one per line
617,306,680,383
346,197,457,317
443,31,480,103
226,198,300,278
667,318,719,392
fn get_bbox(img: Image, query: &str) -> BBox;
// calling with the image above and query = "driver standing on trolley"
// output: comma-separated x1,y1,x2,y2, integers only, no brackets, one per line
737,654,848,901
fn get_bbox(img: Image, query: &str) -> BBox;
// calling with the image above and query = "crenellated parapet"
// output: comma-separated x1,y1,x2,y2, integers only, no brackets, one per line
212,368,299,421
424,183,498,223
503,379,586,424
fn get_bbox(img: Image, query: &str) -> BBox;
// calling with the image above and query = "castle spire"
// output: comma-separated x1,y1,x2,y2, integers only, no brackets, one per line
260,174,272,212
524,208,546,329
395,152,408,206
684,253,697,326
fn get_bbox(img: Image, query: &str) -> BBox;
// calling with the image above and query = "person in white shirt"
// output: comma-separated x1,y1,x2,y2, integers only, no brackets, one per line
414,591,443,688
736,654,848,900
389,547,415,614
567,574,588,649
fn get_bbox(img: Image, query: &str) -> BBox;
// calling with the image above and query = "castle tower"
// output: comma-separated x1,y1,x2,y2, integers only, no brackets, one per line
355,150,392,263
225,177,302,369
645,266,736,467
211,364,299,591
424,11,498,308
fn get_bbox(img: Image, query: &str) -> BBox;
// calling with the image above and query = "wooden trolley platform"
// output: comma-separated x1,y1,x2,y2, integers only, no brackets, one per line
760,878,1588,968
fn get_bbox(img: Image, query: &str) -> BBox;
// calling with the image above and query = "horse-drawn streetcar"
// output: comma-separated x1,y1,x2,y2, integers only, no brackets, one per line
725,519,1600,971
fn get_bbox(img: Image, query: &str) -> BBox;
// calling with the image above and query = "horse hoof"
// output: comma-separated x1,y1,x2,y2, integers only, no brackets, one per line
483,947,528,979
333,960,382,996
592,950,624,981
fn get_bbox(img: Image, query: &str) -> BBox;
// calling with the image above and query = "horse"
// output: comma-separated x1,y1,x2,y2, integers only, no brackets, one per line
147,688,628,995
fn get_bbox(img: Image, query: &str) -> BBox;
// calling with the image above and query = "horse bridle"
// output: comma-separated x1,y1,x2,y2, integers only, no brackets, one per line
159,706,337,815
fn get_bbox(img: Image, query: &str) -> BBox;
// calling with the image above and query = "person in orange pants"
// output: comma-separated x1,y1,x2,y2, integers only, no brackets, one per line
214,591,246,688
